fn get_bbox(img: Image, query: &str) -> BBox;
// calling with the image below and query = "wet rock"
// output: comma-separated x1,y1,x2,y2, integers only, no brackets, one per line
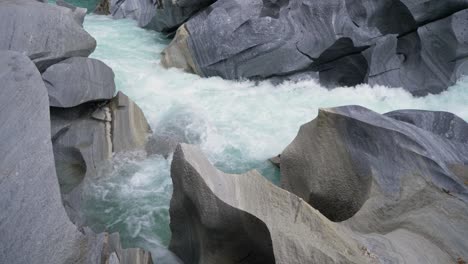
385,109,468,143
280,105,468,263
110,0,157,29
95,0,111,14
163,0,468,95
169,143,371,264
43,57,116,108
0,0,96,71
51,92,151,224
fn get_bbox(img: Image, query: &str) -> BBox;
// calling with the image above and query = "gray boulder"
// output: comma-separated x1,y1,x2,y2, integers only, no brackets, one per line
110,0,214,33
43,57,116,108
280,105,468,263
51,92,151,224
0,0,96,71
0,50,153,264
169,144,372,264
162,0,468,95
385,109,468,143
56,0,87,25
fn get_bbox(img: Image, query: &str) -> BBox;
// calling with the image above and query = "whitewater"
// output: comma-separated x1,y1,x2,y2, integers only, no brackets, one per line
80,14,468,263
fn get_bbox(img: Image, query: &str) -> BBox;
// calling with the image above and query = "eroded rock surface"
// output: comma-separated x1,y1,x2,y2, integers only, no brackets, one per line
169,144,371,264
0,0,96,71
43,57,116,108
163,0,468,95
280,105,468,263
51,92,151,224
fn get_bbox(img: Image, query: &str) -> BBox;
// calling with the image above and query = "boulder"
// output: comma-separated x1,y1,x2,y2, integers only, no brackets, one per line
51,92,151,224
280,105,468,263
0,0,96,71
0,49,153,264
43,57,116,108
56,0,87,25
95,0,111,14
169,144,372,264
385,109,468,143
110,0,214,33
162,0,468,95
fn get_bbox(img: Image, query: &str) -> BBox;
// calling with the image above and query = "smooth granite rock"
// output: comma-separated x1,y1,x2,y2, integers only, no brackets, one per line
385,109,468,143
0,0,96,71
163,0,468,95
43,57,116,108
110,0,156,28
169,144,373,264
280,105,468,263
51,92,151,224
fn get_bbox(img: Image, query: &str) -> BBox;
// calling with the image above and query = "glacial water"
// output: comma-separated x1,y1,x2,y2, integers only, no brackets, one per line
81,14,468,263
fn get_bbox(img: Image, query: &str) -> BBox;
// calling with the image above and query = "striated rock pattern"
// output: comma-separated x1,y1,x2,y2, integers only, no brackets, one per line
169,144,372,264
43,57,116,108
385,109,468,143
163,0,468,95
280,105,468,263
110,0,214,33
0,0,96,71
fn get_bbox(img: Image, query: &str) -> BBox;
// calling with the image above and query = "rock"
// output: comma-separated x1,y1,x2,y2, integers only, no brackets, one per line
146,0,215,33
110,0,157,29
110,0,214,33
384,109,468,143
268,154,281,168
95,0,111,14
280,105,468,263
0,0,96,72
110,91,152,153
56,0,87,25
163,0,468,95
0,49,82,264
169,143,372,264
51,92,151,224
0,49,146,264
43,57,116,108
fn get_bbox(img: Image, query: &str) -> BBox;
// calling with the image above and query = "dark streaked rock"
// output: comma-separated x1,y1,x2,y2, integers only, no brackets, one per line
163,0,468,95
43,57,116,108
0,0,96,71
385,109,468,143
169,143,371,264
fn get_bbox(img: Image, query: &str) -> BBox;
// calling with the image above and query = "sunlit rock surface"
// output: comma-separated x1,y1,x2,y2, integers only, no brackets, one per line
169,144,372,264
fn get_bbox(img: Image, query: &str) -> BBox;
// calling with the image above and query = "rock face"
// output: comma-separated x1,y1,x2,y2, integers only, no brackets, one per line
0,0,96,71
43,57,116,108
110,0,214,33
163,0,468,95
169,144,373,264
51,91,151,224
56,0,88,25
280,105,468,263
385,109,468,143
0,50,153,264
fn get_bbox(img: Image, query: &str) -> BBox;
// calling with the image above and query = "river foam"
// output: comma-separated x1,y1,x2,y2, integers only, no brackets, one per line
81,14,468,262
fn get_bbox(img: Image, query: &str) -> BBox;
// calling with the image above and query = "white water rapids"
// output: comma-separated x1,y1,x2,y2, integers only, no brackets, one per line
80,14,468,263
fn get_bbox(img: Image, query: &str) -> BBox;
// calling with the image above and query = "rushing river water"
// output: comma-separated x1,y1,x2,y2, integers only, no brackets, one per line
80,14,468,263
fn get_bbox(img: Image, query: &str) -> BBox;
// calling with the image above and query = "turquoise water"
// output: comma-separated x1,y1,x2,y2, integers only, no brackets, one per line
81,14,468,263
